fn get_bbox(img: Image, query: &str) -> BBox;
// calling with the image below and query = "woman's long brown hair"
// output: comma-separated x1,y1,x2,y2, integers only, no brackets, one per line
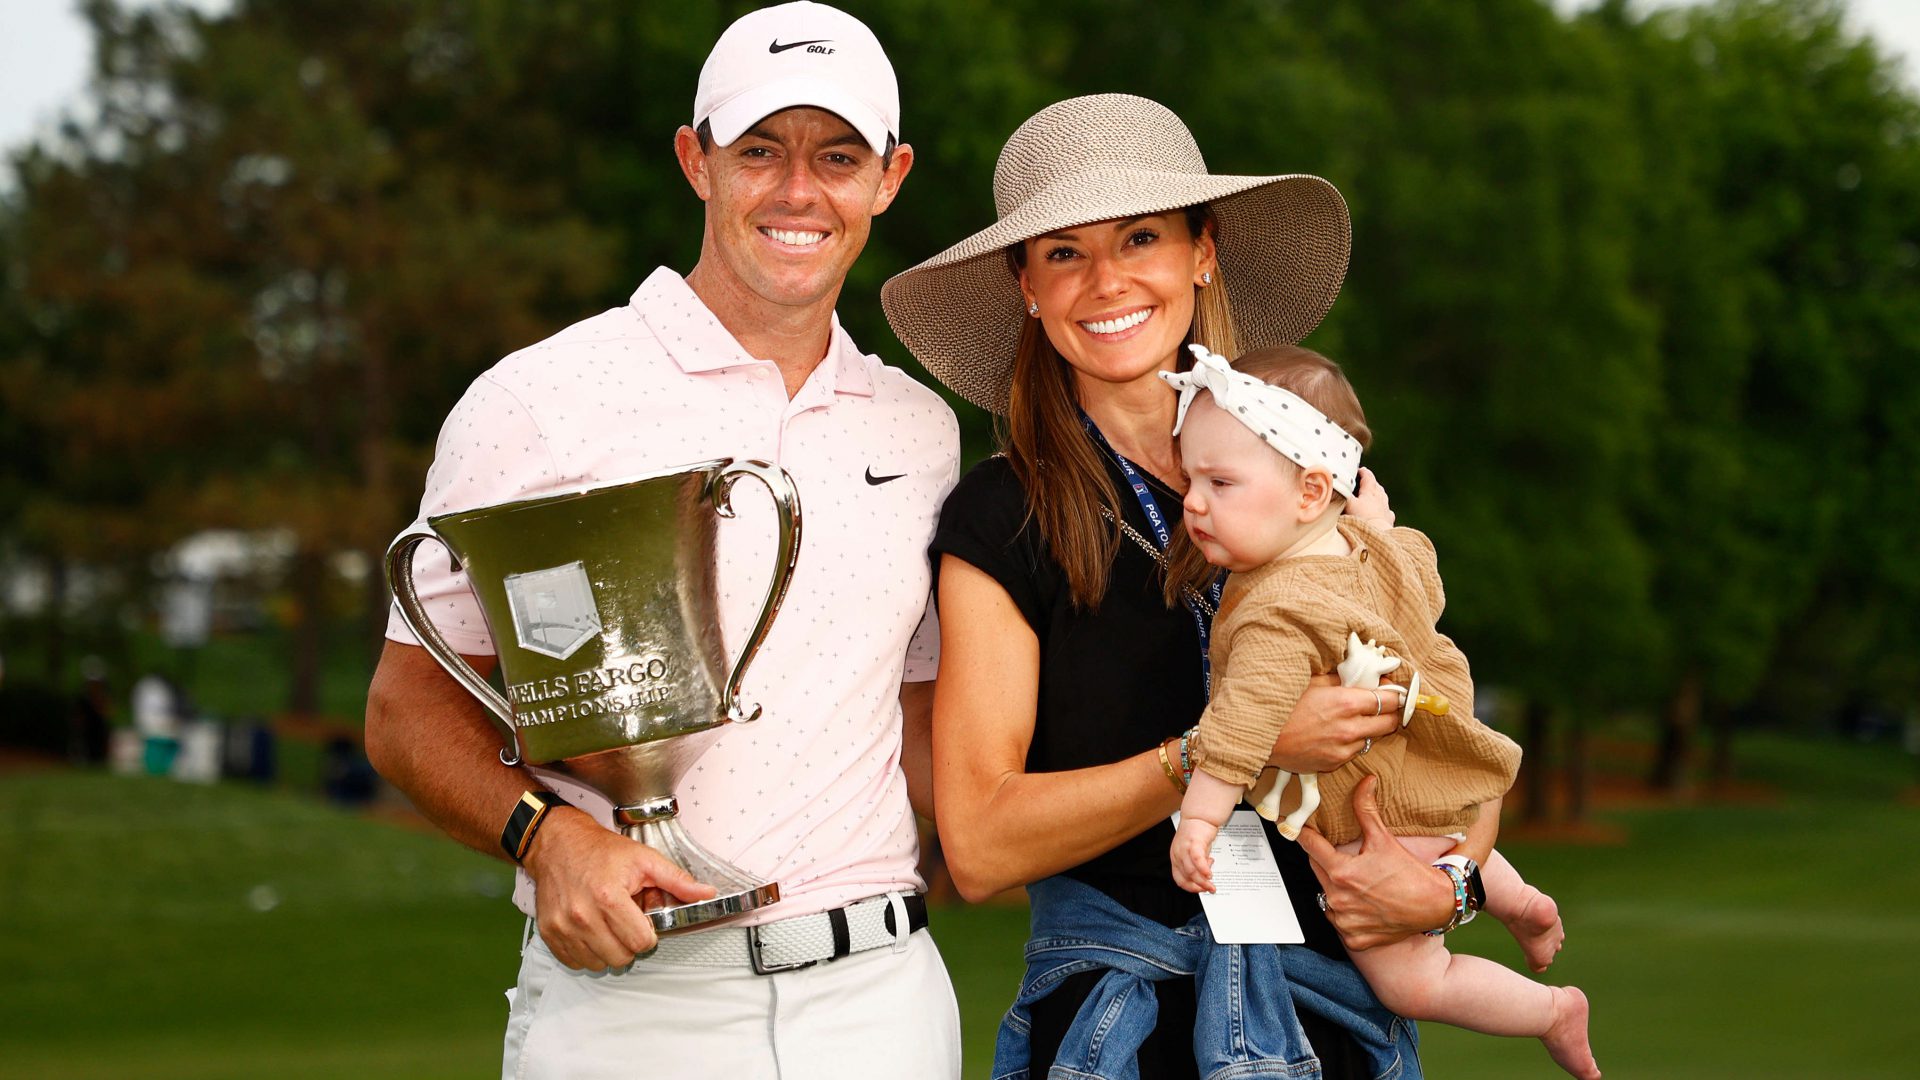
1002,205,1239,610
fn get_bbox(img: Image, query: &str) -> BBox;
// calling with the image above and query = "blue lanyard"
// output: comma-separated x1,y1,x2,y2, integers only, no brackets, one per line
1079,411,1226,698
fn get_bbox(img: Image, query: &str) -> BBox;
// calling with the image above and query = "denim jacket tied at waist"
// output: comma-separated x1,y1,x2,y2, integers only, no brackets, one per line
992,874,1421,1080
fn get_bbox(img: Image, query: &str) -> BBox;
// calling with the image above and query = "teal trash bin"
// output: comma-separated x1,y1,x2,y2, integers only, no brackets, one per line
143,736,179,776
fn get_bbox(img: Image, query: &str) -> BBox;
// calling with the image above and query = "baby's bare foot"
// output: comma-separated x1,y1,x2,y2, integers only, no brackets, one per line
1542,986,1600,1080
1506,886,1565,972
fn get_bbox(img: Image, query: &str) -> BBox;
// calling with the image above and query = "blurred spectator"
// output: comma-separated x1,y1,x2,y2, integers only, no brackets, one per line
69,656,112,765
322,735,376,805
222,718,278,784
173,719,224,784
131,673,183,776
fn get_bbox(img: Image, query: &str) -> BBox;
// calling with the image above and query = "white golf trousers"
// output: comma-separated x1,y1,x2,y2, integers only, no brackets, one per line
501,921,961,1080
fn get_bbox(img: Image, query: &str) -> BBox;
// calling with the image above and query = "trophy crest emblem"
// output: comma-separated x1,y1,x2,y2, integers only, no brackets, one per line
504,562,602,660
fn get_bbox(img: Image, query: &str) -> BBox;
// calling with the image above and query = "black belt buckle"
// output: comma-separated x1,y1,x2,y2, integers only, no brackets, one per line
747,922,819,975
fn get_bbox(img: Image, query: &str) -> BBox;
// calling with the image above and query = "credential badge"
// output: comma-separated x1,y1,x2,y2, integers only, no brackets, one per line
504,561,602,660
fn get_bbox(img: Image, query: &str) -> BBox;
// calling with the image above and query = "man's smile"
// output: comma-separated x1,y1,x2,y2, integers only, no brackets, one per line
760,226,829,248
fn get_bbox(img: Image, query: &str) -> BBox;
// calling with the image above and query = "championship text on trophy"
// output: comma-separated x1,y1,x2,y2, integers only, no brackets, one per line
386,458,801,934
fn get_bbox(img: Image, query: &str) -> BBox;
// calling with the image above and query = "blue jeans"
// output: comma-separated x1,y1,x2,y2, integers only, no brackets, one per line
993,876,1420,1080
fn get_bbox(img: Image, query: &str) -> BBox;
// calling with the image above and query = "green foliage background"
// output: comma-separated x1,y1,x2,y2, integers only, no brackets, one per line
2,1,1919,1076
6,0,1916,749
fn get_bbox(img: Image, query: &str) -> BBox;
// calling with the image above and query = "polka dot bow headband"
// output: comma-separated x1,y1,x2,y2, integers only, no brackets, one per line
1159,344,1364,498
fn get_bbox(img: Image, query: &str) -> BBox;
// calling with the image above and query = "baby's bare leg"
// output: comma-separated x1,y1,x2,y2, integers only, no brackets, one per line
1341,837,1600,1078
1482,848,1564,973
1348,929,1553,1035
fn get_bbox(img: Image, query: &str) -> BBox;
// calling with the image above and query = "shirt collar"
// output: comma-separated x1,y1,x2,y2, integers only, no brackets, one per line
825,320,876,398
631,267,875,397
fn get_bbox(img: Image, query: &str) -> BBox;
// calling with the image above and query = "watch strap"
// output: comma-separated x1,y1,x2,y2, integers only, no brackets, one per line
501,790,569,863
1432,854,1483,924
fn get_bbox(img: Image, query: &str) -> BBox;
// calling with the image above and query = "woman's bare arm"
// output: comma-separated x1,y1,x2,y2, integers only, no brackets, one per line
932,556,1183,900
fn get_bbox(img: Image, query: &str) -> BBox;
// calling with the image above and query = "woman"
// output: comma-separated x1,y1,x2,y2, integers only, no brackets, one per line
883,95,1476,1077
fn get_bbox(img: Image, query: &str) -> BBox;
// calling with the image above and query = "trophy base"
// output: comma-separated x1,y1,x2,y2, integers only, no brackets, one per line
619,812,781,936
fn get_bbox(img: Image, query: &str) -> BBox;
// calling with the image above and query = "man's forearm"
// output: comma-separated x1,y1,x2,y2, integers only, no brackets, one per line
365,639,549,860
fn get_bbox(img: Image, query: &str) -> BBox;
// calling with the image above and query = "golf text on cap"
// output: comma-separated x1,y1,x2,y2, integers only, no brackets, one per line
770,38,834,53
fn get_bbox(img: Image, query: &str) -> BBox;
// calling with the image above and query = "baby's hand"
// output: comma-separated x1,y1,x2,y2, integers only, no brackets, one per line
1171,817,1220,893
1345,467,1394,527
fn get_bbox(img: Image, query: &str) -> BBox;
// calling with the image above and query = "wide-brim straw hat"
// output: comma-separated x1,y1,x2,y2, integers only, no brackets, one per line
880,93,1351,414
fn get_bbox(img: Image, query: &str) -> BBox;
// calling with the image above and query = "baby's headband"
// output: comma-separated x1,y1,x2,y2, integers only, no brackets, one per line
1159,344,1363,499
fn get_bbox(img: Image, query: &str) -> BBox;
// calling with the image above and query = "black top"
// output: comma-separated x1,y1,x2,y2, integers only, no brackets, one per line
931,452,1373,1078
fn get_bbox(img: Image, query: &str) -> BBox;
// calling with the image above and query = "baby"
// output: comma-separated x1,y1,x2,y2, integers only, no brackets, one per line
1160,344,1599,1080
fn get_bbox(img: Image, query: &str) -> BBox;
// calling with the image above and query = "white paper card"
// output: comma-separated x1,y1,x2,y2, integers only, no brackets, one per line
1177,809,1305,945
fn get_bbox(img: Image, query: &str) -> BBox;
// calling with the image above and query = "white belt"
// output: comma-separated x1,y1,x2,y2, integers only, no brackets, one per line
644,891,928,974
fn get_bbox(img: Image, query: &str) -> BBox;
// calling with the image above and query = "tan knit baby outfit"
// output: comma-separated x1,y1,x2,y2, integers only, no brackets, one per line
1191,517,1522,847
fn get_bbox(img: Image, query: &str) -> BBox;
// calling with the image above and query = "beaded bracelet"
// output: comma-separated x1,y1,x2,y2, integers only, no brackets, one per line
1425,861,1471,936
1433,854,1482,925
1178,726,1197,786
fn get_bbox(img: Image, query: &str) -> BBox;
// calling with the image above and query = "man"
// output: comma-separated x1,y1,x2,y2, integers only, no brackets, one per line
363,4,961,1077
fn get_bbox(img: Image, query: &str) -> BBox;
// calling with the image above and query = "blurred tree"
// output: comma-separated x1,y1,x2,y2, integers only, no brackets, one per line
3,0,622,713
1588,0,1920,790
1715,0,1920,745
2,0,1915,771
1279,0,1665,821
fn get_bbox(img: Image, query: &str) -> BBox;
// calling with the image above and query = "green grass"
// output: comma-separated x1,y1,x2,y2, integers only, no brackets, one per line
1419,801,1920,1078
0,773,519,1079
4,733,1918,1078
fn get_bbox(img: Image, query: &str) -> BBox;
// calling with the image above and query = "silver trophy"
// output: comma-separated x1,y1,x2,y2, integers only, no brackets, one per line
386,458,800,934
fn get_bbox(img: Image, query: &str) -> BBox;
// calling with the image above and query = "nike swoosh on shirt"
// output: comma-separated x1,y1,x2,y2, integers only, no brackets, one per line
769,39,832,53
865,467,906,486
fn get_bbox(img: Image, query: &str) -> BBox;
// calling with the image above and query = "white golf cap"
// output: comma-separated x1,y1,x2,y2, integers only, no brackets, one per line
693,1,899,157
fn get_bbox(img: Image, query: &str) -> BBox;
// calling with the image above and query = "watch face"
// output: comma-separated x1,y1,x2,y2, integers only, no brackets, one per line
1465,867,1487,910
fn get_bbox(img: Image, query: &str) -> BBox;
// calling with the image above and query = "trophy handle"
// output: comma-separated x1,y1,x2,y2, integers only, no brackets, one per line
385,525,526,765
711,460,803,724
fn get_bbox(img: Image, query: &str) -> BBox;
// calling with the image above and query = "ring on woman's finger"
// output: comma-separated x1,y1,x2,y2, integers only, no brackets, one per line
1359,737,1372,755
1316,891,1329,913
1371,688,1383,715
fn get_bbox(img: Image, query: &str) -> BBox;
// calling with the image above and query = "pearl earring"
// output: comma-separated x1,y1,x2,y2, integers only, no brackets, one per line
1201,271,1213,286
1028,301,1039,317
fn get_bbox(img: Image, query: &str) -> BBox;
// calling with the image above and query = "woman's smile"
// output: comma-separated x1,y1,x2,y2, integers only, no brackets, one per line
1077,305,1155,339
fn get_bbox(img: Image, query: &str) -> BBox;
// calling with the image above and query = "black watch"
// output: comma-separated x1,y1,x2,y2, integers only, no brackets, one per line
500,790,569,863
1462,857,1486,913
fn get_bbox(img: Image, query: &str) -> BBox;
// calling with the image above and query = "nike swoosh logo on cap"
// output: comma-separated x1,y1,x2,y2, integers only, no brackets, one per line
769,39,832,53
865,467,906,486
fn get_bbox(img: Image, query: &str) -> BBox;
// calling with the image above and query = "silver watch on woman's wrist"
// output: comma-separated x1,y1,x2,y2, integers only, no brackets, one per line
1432,854,1484,922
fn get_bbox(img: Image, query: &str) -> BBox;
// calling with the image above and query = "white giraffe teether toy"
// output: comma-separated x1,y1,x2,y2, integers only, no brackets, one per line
1250,632,1443,839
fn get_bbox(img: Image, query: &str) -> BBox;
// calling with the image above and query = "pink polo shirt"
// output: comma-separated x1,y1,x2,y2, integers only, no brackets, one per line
387,267,959,924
